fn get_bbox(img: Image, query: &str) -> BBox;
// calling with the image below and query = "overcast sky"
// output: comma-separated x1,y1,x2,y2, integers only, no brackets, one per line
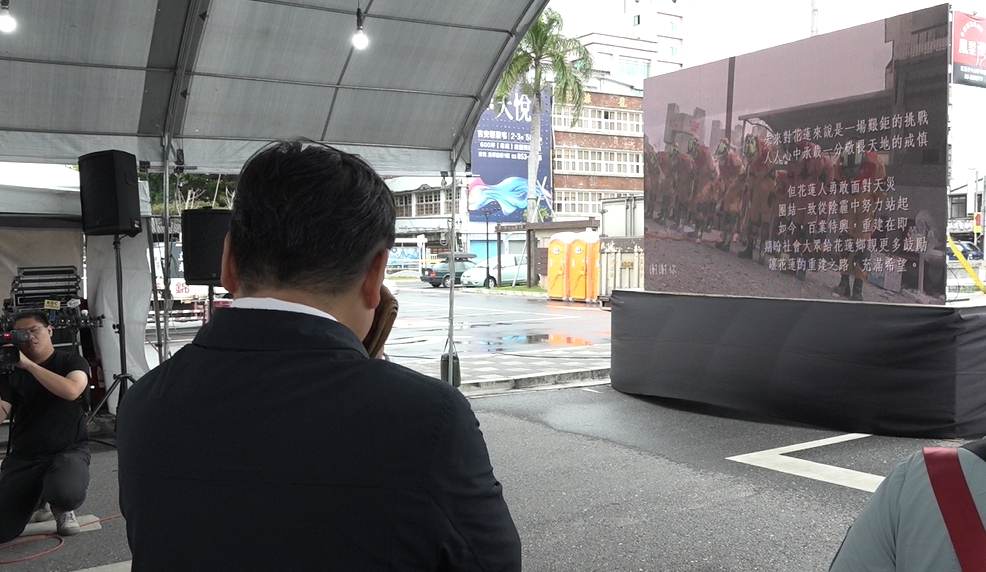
550,0,978,66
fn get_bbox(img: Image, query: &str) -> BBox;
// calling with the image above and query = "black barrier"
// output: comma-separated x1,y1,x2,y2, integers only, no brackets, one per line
610,289,986,438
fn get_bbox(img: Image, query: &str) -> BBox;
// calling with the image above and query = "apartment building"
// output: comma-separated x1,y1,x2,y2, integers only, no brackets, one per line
552,90,645,219
550,23,684,220
390,1,688,239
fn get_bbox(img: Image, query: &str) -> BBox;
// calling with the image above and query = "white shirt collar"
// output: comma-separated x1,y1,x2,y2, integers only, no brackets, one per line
229,297,337,322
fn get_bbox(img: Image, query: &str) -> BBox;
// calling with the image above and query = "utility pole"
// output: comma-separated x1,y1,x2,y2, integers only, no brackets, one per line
811,0,819,36
483,210,492,287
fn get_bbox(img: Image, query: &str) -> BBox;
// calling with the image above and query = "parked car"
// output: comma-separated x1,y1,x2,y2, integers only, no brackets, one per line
420,256,477,287
461,255,528,288
947,240,984,261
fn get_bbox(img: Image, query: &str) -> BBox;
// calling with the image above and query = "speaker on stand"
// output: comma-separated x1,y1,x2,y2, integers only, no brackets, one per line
181,208,232,320
79,150,142,239
78,150,142,436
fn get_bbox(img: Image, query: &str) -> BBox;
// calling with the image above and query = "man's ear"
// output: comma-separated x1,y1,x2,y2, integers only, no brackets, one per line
220,234,241,296
361,250,389,310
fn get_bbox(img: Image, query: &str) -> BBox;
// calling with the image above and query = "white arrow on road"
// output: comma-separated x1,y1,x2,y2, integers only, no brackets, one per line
727,433,884,492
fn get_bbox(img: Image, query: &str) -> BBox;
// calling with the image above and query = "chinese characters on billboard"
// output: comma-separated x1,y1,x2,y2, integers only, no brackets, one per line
468,89,552,223
954,11,986,88
642,5,948,304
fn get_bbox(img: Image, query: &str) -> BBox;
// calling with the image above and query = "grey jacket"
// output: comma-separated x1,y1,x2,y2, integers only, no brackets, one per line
830,444,986,571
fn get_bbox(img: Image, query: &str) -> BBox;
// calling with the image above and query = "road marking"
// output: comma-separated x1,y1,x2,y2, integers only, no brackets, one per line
727,433,884,492
386,335,451,346
398,300,568,318
74,562,131,572
484,343,610,356
468,379,611,398
393,315,572,331
581,387,601,393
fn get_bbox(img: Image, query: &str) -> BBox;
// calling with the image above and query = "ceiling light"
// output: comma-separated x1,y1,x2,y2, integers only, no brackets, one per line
352,7,368,50
0,0,16,33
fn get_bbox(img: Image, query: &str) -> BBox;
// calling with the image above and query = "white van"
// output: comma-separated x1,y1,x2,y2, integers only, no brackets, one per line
460,255,527,288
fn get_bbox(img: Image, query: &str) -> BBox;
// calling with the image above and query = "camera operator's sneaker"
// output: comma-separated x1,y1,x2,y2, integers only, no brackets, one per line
54,510,80,536
30,502,53,523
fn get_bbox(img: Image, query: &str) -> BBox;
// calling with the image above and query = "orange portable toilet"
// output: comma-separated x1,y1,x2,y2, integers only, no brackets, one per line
590,240,600,301
568,235,589,301
576,230,601,302
547,232,575,300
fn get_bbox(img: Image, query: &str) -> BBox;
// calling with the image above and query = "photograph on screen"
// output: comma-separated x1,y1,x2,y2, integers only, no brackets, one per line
642,5,948,304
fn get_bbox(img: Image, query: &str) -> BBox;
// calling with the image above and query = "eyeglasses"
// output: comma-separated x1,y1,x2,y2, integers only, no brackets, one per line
23,326,47,338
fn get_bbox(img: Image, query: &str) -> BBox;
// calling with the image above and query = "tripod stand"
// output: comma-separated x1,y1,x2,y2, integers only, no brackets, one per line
86,234,136,438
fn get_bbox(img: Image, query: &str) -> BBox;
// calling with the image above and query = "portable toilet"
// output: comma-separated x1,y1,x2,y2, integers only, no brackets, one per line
578,230,601,302
569,230,600,302
547,232,576,300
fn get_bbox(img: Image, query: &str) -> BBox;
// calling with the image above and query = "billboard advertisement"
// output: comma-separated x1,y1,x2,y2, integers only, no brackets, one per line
953,11,986,88
387,246,420,267
468,88,552,223
642,5,948,304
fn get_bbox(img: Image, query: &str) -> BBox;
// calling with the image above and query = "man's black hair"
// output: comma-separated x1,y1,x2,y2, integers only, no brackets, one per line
12,311,50,328
229,140,396,295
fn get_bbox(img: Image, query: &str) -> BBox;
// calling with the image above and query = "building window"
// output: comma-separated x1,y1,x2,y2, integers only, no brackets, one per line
416,190,442,216
552,105,643,135
554,148,643,176
951,195,968,219
618,57,650,78
669,20,678,32
554,190,642,216
443,188,462,215
394,193,412,217
669,46,678,56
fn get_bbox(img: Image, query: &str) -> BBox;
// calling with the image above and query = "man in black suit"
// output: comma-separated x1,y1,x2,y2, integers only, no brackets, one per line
117,141,521,571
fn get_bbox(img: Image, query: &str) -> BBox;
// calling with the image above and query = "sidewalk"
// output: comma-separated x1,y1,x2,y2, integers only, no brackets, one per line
142,340,610,395
392,343,611,394
456,287,547,298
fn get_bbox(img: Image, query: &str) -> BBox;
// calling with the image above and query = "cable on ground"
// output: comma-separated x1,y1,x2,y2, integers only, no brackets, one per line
0,513,123,565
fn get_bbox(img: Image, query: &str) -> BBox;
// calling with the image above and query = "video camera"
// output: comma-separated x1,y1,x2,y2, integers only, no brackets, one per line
0,329,29,366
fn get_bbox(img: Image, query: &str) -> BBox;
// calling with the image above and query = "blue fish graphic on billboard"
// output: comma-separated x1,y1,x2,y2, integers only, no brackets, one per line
469,88,553,223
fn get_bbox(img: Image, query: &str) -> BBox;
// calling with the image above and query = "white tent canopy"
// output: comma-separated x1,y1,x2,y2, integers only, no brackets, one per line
0,163,81,222
0,0,549,175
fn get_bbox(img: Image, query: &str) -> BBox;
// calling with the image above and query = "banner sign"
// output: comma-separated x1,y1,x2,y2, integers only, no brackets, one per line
954,11,986,88
469,88,553,223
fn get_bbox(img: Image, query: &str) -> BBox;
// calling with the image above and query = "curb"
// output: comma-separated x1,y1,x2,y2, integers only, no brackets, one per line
457,288,547,298
457,367,611,395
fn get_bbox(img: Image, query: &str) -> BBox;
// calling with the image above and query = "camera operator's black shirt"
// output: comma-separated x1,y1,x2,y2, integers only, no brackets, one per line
0,351,89,457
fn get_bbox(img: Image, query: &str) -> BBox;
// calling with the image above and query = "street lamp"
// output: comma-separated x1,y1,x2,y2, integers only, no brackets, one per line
483,209,492,287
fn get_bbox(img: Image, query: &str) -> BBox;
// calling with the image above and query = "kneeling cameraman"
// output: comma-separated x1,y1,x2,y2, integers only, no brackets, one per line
0,311,90,541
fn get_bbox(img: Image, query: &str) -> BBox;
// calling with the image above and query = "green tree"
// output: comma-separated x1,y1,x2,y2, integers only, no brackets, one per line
143,172,237,216
493,8,592,222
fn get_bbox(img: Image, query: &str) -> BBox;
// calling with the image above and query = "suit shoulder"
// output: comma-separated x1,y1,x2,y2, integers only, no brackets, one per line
367,359,464,399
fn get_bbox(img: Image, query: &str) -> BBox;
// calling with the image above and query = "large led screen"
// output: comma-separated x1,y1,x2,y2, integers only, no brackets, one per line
642,5,948,304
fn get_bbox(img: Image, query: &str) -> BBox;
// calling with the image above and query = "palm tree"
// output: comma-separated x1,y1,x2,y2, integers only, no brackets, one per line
494,8,592,223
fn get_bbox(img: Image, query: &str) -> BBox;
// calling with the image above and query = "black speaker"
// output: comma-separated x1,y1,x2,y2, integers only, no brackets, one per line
78,150,142,237
182,209,232,286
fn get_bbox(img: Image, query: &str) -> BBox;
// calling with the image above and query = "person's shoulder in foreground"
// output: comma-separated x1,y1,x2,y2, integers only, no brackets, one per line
117,139,520,572
829,440,986,572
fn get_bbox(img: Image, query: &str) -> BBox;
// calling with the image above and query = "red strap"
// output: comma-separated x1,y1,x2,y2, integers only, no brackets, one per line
923,447,986,572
